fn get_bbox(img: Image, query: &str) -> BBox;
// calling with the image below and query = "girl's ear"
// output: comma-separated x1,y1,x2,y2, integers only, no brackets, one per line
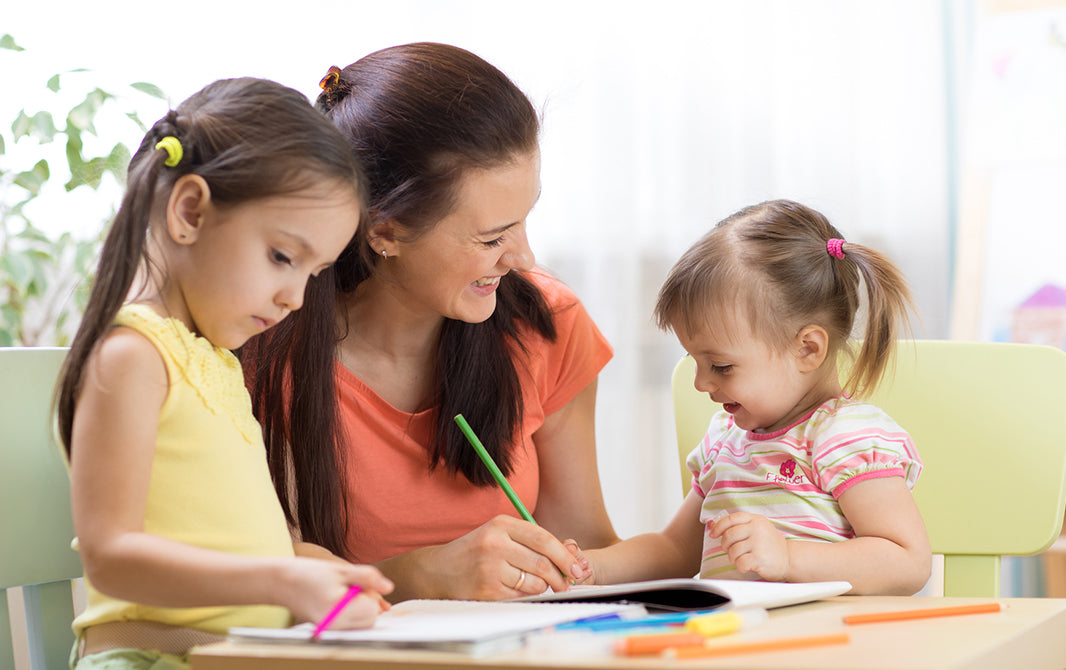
368,218,402,258
166,175,212,245
794,325,830,373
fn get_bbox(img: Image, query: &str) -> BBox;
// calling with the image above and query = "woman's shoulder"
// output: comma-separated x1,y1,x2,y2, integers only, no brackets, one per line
523,267,580,309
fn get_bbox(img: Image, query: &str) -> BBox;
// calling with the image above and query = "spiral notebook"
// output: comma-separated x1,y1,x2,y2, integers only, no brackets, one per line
228,599,645,656
512,578,852,612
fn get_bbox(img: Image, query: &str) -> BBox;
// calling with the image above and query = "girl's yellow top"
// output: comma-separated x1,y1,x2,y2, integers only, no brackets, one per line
72,304,294,635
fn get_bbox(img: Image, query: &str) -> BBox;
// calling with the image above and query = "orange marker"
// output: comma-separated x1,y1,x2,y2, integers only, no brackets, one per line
843,602,1002,625
616,632,706,656
663,632,851,659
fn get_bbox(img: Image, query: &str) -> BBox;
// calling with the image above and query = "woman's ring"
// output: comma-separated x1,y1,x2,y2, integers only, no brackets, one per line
513,570,527,591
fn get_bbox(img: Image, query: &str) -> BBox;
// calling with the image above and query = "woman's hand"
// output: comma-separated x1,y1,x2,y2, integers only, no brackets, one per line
278,558,393,629
379,515,590,601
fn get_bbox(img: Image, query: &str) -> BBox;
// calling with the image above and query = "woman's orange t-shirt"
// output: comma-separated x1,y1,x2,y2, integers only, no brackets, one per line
336,270,612,563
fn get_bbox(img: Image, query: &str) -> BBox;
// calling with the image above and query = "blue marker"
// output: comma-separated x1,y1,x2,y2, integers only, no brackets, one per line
555,608,726,632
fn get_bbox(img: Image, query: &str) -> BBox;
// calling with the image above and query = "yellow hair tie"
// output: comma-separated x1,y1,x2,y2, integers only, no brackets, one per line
154,136,183,167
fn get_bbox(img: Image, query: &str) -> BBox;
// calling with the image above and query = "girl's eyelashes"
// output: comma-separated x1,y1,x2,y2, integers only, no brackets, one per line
710,364,733,375
271,249,293,266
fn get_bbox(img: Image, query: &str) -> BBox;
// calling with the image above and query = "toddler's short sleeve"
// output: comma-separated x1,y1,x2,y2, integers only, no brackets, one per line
808,402,922,499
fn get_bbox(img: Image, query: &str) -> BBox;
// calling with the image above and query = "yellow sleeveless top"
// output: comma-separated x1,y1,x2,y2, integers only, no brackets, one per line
73,304,294,635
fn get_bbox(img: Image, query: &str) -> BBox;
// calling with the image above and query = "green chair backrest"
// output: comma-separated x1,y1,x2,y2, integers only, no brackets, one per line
0,347,82,670
671,340,1066,597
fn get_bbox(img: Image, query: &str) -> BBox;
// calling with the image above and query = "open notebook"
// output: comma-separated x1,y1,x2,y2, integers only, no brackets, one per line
228,599,645,656
513,578,852,612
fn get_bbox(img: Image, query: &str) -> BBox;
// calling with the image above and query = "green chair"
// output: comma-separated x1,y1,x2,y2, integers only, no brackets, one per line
0,347,82,670
671,340,1066,597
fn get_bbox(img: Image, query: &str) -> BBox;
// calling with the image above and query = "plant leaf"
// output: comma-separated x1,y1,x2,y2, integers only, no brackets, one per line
0,34,25,52
1,253,32,290
47,73,61,92
11,110,57,143
67,88,112,134
131,82,166,100
105,143,131,184
126,111,148,132
13,160,50,196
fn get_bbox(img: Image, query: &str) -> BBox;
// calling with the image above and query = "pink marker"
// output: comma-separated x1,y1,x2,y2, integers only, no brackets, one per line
311,585,363,639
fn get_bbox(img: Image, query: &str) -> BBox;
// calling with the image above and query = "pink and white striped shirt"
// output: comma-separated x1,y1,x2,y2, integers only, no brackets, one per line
686,396,921,579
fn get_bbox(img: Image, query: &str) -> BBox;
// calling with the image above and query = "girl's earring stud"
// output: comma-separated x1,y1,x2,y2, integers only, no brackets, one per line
381,249,387,258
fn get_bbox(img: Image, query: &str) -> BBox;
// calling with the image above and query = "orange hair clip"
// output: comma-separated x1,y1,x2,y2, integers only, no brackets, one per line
319,65,342,92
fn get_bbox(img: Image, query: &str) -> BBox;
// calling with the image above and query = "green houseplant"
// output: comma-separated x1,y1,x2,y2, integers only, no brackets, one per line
0,33,166,345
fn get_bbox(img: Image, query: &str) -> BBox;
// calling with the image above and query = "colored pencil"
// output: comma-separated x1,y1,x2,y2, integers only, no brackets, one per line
311,585,363,639
843,602,1003,625
663,632,851,659
454,414,535,523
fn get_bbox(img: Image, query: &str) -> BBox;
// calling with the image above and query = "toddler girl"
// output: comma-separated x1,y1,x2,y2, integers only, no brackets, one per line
56,77,392,669
572,199,930,595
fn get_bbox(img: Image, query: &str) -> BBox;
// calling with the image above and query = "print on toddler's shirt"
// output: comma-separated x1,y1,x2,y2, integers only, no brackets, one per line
767,458,806,486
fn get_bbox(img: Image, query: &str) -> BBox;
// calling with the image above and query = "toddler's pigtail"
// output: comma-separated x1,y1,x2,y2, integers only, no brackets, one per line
831,240,915,398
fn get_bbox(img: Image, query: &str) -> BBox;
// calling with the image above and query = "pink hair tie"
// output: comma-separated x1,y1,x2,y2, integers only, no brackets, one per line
826,238,846,259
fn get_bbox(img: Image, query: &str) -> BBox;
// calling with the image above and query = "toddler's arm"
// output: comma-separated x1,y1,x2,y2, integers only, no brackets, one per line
712,477,930,594
571,490,705,584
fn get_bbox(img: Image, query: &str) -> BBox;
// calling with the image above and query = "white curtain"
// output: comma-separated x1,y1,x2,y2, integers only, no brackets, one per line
519,1,953,535
5,0,954,538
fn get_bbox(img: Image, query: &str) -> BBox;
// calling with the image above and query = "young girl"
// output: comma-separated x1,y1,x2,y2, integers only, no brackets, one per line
55,78,393,669
570,199,931,595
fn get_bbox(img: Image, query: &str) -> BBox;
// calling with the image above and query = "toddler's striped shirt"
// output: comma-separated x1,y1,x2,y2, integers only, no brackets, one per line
686,396,921,579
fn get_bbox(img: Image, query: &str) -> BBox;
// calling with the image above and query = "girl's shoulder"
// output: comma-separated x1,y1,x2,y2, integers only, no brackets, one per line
88,319,169,390
116,304,201,350
804,396,910,440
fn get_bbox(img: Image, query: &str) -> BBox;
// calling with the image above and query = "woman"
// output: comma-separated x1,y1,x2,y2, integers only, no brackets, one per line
246,42,618,602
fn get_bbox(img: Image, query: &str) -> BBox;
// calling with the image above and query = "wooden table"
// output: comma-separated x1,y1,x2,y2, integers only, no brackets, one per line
190,596,1066,670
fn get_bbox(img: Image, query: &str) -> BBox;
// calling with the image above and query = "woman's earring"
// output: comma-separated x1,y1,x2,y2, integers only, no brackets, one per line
381,249,387,258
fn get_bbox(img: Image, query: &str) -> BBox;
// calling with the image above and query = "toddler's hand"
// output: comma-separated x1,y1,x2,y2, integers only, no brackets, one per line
280,558,394,630
710,512,790,582
562,539,594,585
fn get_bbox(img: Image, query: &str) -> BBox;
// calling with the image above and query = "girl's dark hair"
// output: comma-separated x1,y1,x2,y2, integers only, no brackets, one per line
246,43,555,558
655,199,915,398
56,78,367,551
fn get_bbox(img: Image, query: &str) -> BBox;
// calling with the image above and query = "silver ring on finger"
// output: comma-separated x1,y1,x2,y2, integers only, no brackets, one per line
512,569,526,591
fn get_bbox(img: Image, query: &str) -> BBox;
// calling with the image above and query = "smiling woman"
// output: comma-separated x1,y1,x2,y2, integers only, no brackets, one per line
244,42,620,603
367,154,540,330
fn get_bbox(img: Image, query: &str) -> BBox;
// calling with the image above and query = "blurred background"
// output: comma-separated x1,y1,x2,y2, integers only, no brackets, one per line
3,0,1063,590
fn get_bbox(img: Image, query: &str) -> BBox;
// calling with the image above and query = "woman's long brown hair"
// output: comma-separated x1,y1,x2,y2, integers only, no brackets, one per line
245,43,557,558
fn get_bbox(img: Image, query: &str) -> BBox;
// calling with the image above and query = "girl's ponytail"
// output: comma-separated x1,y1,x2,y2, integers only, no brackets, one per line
830,240,915,398
56,120,175,456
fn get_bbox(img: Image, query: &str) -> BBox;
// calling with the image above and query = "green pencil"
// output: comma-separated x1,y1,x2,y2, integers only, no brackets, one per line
454,413,536,524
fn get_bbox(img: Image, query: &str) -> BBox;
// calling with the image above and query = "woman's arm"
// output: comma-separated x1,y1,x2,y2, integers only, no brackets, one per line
70,329,390,626
532,378,620,549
